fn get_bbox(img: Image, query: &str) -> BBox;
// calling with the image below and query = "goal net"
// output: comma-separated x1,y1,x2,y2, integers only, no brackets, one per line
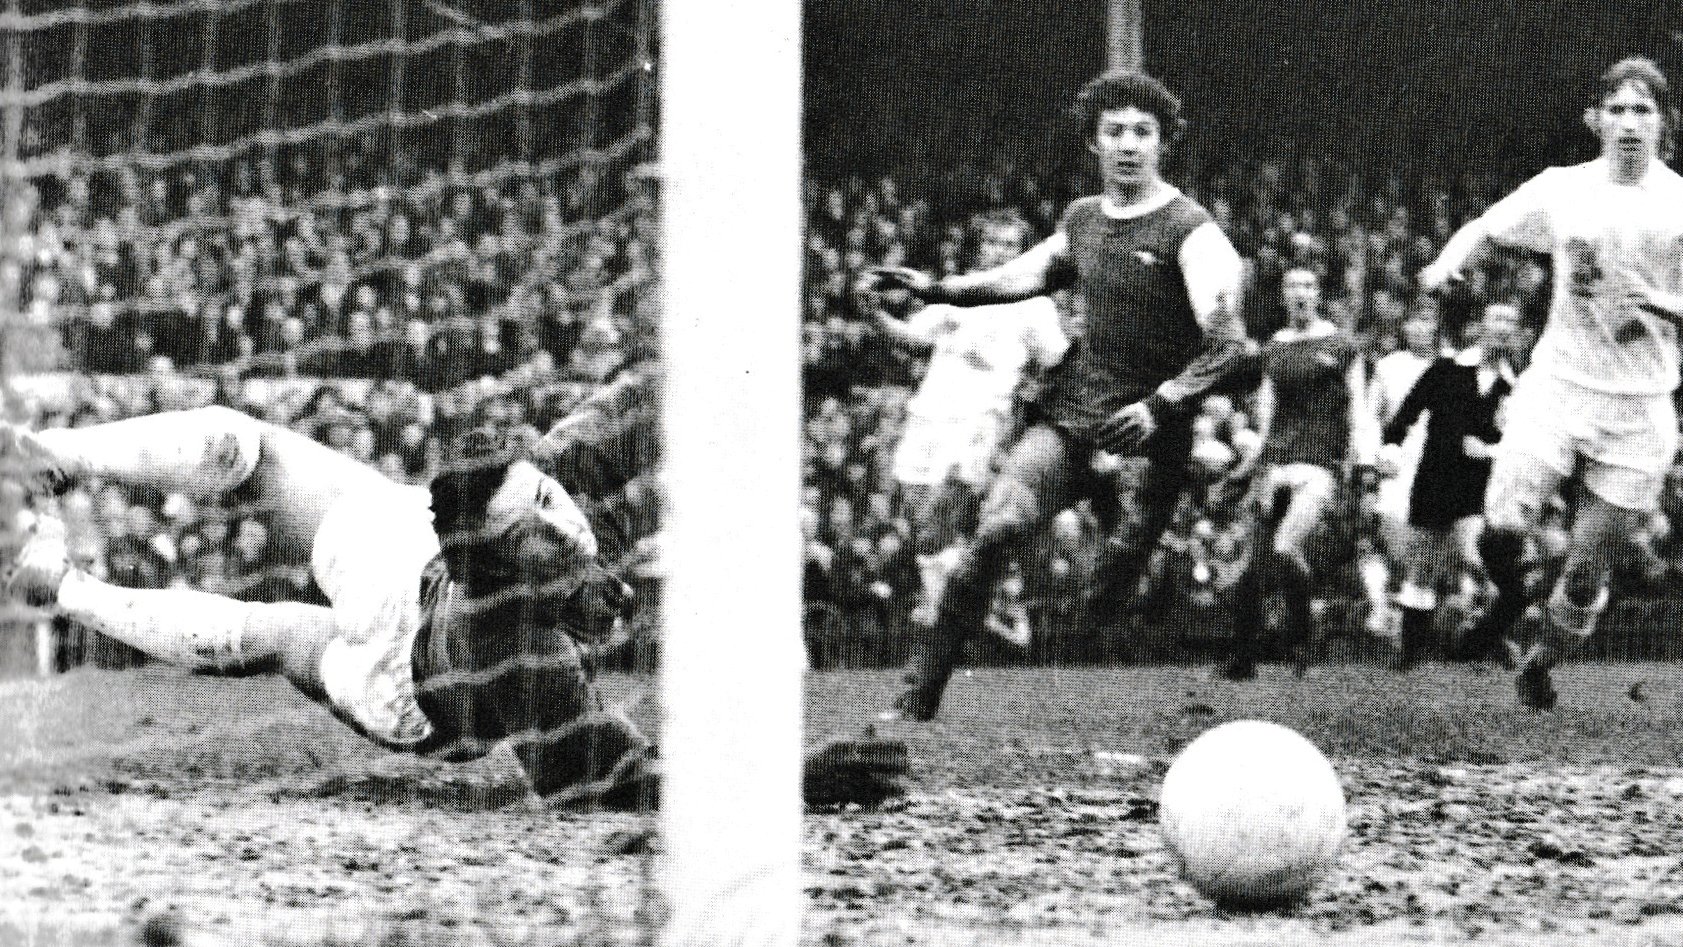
0,2,685,945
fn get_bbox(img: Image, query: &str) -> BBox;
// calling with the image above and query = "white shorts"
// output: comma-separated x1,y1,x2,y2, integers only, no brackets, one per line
1487,372,1677,523
892,410,1007,488
311,485,441,748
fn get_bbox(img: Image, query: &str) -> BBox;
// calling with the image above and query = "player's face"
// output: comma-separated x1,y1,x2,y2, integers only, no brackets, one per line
1090,106,1163,194
486,460,598,563
1593,80,1665,165
1401,314,1437,356
1478,304,1521,357
479,460,633,638
973,223,1028,271
1282,269,1320,324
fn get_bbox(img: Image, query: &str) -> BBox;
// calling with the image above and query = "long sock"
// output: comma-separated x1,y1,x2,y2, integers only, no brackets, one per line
1397,606,1434,669
56,570,263,670
35,406,261,495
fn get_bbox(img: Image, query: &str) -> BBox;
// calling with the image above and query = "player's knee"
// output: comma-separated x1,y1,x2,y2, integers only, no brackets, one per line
977,478,1040,542
187,406,263,492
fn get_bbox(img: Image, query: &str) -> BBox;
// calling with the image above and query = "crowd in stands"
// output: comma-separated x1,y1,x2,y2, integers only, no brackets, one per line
7,146,660,386
799,148,1683,666
4,149,664,670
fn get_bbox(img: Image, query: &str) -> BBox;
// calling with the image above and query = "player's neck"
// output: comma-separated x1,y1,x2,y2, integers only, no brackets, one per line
1103,176,1166,210
1606,152,1655,186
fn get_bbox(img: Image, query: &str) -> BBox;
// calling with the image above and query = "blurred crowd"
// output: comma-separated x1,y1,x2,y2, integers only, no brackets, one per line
799,149,1683,666
6,148,660,386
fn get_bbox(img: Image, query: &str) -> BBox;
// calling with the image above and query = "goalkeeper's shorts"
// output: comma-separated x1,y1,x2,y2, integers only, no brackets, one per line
310,484,439,749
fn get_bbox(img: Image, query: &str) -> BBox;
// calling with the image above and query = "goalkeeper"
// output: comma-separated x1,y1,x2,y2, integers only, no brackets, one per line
2,384,905,808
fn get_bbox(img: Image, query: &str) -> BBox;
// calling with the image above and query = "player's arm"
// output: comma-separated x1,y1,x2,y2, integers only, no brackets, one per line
869,231,1070,306
1421,171,1556,292
1381,361,1439,445
1097,222,1246,453
1624,268,1683,330
1345,352,1379,471
1229,373,1274,480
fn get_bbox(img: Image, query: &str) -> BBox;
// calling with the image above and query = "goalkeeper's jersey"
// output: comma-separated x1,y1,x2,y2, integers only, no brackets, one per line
1480,157,1683,396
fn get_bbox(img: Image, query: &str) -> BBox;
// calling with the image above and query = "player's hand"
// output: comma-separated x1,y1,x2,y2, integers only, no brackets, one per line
1623,267,1683,326
1097,401,1156,454
1375,443,1403,480
1417,263,1462,297
864,266,936,298
1462,435,1494,460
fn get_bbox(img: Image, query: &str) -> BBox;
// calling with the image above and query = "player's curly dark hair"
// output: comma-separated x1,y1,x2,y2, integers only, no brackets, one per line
1071,71,1185,144
1594,55,1679,161
428,426,530,554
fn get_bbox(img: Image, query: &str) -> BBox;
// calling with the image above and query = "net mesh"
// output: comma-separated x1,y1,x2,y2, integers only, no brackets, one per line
0,1,663,942
1,0,658,376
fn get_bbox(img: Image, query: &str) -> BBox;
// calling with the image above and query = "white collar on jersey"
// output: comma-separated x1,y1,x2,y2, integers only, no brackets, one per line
1456,344,1518,383
1099,184,1182,221
1272,318,1338,343
1589,155,1666,189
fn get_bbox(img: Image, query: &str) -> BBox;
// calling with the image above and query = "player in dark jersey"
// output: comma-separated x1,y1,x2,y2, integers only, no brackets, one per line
868,71,1247,721
0,399,905,808
1222,267,1375,680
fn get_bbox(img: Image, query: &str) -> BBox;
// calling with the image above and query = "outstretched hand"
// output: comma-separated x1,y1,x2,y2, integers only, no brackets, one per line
864,266,936,298
1096,402,1157,454
803,734,910,809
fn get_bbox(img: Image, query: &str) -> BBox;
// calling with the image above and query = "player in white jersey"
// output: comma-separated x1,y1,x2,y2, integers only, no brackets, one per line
874,209,1069,635
1420,55,1683,708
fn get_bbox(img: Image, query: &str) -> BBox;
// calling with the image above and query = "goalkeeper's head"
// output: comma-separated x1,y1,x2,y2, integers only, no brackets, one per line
429,426,630,640
1072,71,1186,148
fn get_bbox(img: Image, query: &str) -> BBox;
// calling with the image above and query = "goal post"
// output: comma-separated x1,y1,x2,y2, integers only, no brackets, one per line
659,0,804,943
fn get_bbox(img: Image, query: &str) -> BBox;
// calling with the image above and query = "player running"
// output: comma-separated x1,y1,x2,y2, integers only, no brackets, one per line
1362,301,1441,642
1419,55,1683,708
1222,266,1375,680
1378,300,1521,669
1,395,906,807
868,71,1246,721
871,208,1069,642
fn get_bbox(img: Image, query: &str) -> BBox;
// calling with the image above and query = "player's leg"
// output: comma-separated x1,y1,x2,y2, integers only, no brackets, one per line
6,514,336,695
7,406,390,555
1393,524,1453,671
887,423,1077,721
1515,389,1675,708
1076,423,1195,646
1267,463,1337,670
1510,494,1639,708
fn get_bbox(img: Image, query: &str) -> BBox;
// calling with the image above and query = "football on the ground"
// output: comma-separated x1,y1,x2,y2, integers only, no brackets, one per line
1158,719,1347,909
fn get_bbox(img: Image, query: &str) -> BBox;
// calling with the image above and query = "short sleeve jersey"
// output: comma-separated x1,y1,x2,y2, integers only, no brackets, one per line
1480,158,1683,395
1039,192,1211,439
903,297,1069,424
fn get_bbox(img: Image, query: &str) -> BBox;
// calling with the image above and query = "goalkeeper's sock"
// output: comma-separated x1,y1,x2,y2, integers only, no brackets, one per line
56,571,259,670
35,406,262,497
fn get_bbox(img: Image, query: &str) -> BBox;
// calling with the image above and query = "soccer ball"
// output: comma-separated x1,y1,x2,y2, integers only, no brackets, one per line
1158,719,1346,909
